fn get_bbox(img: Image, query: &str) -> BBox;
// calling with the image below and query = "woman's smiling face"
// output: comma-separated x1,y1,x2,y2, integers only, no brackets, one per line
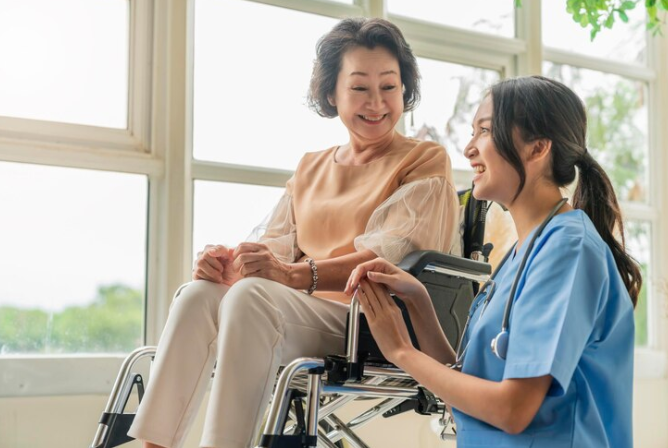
329,45,404,144
465,95,522,206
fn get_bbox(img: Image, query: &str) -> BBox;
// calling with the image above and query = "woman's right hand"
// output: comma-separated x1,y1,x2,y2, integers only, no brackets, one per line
344,257,429,308
193,244,240,286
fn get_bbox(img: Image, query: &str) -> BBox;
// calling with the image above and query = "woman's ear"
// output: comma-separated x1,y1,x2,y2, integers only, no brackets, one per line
327,95,336,107
528,138,552,162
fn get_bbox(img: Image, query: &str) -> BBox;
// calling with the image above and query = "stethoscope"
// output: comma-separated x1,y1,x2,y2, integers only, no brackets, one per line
451,197,568,369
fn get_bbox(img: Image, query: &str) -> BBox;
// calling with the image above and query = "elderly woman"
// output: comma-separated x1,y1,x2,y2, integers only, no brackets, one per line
128,18,459,448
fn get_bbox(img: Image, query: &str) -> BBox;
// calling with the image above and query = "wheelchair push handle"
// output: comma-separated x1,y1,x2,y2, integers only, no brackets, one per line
346,289,362,364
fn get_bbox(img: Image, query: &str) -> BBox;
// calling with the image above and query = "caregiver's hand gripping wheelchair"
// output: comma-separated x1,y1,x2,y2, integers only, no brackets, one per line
90,190,492,448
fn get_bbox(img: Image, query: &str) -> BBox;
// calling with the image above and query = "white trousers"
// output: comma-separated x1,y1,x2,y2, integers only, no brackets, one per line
127,278,349,448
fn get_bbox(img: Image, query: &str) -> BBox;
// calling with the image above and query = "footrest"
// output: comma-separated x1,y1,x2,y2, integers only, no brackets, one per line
258,434,318,448
97,413,136,448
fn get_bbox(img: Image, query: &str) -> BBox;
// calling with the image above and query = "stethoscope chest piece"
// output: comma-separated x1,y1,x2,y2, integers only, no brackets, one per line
491,329,509,360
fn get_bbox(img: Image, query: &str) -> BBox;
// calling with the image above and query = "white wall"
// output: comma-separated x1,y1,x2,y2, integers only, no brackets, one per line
1,376,666,448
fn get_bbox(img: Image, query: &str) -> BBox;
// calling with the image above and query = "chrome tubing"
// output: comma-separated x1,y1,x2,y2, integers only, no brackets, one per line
322,383,418,399
324,415,370,448
363,366,413,379
288,371,391,432
326,398,406,443
347,397,406,428
263,357,325,436
346,291,361,363
306,373,323,441
90,345,157,448
316,429,341,448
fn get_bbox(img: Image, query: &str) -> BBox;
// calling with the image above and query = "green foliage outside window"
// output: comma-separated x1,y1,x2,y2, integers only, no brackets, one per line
635,264,649,345
0,284,143,354
517,0,668,39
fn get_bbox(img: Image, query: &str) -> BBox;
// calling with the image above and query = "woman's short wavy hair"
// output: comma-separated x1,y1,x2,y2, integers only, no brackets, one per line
308,18,420,118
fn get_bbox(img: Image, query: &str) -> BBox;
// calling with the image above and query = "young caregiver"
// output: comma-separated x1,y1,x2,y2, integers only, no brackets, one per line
345,75,642,447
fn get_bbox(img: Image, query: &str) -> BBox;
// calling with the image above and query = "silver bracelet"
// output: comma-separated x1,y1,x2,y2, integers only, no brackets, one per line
304,258,318,295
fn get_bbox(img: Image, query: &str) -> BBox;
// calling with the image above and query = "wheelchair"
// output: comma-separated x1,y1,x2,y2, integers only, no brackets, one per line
90,189,493,448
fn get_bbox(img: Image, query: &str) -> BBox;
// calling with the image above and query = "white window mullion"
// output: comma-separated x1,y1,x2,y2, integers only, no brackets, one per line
361,0,385,18
544,48,655,82
128,0,155,154
390,15,525,58
192,161,292,188
0,116,145,155
514,0,541,76
647,28,668,356
0,138,162,176
144,0,192,345
408,40,513,76
246,0,362,19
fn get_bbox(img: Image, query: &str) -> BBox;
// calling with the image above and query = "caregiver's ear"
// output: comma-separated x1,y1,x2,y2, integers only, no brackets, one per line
528,138,552,162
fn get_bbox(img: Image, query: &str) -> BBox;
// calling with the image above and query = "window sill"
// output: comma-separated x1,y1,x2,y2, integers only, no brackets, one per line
0,355,149,398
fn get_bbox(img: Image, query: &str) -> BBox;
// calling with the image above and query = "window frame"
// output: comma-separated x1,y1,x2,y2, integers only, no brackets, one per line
541,11,667,371
0,0,158,396
0,0,665,397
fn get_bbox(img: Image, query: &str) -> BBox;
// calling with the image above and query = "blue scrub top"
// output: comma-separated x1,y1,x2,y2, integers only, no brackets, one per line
452,210,634,447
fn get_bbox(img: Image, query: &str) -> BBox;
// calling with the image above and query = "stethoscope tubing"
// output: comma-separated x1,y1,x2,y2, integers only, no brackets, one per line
454,197,569,366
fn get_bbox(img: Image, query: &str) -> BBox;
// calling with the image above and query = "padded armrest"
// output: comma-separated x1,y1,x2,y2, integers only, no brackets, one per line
397,250,492,278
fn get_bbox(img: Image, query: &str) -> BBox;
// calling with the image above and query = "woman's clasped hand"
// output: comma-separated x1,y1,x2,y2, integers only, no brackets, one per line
193,242,301,287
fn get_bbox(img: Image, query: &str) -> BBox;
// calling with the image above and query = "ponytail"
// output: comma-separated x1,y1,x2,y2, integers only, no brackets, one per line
573,152,642,307
491,76,642,308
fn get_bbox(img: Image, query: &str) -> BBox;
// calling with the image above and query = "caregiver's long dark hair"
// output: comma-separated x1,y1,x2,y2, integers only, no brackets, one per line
489,75,641,307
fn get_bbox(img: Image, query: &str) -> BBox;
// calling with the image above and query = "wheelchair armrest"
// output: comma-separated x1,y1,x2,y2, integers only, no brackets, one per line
397,250,492,279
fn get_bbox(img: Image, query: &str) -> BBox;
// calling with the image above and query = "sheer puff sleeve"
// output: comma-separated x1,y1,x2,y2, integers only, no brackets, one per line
245,177,302,264
354,176,459,264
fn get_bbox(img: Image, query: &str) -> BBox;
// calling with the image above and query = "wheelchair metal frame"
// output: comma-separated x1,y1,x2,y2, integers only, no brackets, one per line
255,254,491,448
90,254,491,448
91,190,492,448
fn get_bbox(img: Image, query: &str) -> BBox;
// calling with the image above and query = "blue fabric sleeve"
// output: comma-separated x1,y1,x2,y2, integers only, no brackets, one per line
502,230,605,396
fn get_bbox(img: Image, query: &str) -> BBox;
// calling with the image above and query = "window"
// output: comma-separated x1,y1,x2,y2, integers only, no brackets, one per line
543,10,657,348
192,181,284,260
544,64,649,203
0,0,152,396
408,58,500,171
0,162,147,354
388,0,514,37
542,0,646,64
193,0,348,170
626,221,651,346
0,0,129,128
0,0,665,400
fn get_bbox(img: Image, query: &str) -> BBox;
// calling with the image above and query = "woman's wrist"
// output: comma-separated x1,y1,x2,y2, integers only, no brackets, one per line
288,261,312,290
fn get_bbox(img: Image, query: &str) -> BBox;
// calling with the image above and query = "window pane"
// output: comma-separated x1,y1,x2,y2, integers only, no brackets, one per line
193,181,285,261
544,63,649,203
542,1,646,64
626,221,650,346
0,0,129,128
0,163,147,354
388,0,514,37
407,58,500,171
193,0,348,170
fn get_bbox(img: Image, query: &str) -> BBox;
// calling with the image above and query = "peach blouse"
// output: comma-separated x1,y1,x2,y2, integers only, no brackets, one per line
248,135,460,298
